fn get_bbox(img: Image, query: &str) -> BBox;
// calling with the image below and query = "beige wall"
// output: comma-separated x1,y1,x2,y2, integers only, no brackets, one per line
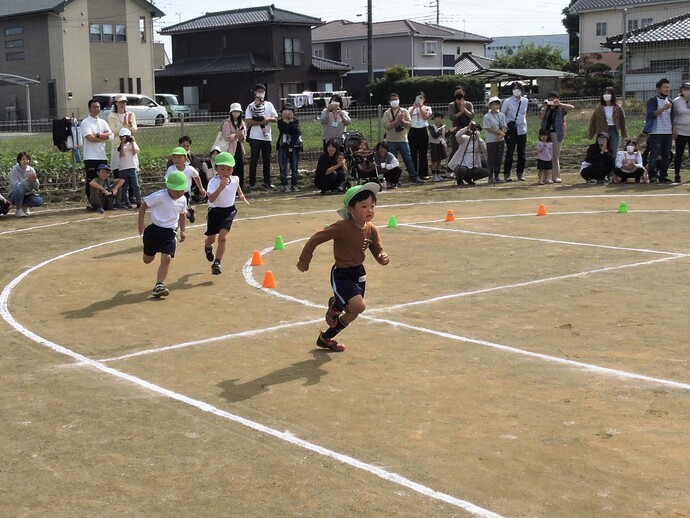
61,0,93,118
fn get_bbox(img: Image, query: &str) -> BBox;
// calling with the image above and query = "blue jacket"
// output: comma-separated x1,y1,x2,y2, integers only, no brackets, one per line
643,96,674,134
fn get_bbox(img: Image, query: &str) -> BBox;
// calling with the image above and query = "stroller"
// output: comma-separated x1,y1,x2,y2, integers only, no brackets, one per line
340,131,384,186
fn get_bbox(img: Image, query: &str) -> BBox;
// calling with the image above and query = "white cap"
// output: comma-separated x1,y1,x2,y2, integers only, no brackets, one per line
487,96,501,106
115,94,127,102
119,127,131,137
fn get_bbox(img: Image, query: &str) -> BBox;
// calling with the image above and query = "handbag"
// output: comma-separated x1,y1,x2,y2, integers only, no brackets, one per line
213,121,231,152
507,99,522,137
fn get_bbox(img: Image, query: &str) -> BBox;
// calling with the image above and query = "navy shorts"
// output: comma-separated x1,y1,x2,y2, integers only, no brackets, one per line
143,224,177,257
330,264,366,307
205,205,237,236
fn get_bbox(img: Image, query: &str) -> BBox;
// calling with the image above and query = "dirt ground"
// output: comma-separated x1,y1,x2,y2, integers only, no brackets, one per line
2,171,690,517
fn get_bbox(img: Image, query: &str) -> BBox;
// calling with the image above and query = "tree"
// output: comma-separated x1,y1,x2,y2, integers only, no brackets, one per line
562,0,580,60
492,42,568,70
561,54,620,96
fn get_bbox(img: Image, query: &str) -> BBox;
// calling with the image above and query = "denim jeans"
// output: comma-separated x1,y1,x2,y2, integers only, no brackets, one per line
9,184,44,208
386,141,418,181
278,147,300,187
607,125,620,157
647,133,673,178
118,168,141,205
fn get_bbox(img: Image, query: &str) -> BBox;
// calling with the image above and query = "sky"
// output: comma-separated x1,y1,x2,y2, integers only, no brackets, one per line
150,0,573,58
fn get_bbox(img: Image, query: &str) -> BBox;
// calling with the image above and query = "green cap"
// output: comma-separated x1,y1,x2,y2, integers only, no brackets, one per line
337,182,380,219
171,146,187,156
215,151,236,167
165,171,187,191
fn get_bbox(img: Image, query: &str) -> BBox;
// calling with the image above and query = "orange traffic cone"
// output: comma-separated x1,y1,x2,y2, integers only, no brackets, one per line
251,250,263,266
536,204,547,216
262,271,276,288
445,209,455,222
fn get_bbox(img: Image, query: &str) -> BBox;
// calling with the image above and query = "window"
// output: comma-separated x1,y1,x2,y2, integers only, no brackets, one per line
423,41,437,55
361,45,366,64
136,78,142,95
103,24,114,42
6,51,24,61
119,78,125,92
627,19,639,31
128,78,133,93
596,22,607,36
139,16,146,43
345,46,351,59
5,27,22,37
641,18,654,28
5,39,23,48
90,23,101,42
116,24,126,42
284,38,302,66
313,48,323,58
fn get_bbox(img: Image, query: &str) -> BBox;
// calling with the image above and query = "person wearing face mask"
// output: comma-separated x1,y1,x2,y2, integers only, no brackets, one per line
408,91,432,180
245,84,278,189
672,81,690,183
320,94,351,150
539,91,574,184
614,140,646,184
643,78,674,184
447,85,474,174
382,93,422,184
580,132,615,184
588,87,627,164
501,81,528,182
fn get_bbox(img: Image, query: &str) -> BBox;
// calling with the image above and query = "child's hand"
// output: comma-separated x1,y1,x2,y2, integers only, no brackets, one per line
377,252,389,265
178,230,186,243
296,261,309,272
200,188,207,197
221,177,230,187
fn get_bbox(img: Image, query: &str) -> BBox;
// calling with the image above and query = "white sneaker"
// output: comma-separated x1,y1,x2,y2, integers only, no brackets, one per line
24,207,31,215
15,208,26,217
282,185,290,192
432,174,441,182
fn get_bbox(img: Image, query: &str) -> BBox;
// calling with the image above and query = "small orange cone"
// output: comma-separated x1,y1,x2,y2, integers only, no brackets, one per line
536,204,547,216
262,271,276,288
445,209,455,222
251,250,263,266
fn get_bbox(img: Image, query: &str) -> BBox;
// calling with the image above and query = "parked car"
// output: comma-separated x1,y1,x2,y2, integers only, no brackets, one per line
155,93,190,121
92,93,167,126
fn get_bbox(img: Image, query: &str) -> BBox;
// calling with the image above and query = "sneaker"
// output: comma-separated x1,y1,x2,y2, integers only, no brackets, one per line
586,178,598,184
265,184,276,189
316,331,345,352
325,296,343,328
24,207,31,215
659,176,673,184
493,176,504,184
15,208,27,217
445,172,456,179
649,176,660,184
152,283,169,298
113,203,126,210
554,178,562,183
96,205,105,214
411,178,425,185
204,246,214,262
86,204,96,212
291,185,300,192
517,175,526,181
249,184,257,190
187,207,196,223
432,174,441,182
504,176,513,182
282,185,290,192
211,260,222,275
674,176,682,184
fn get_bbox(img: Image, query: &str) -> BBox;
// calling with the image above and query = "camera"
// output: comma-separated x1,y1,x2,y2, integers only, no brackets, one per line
394,123,404,132
546,100,555,106
467,122,481,133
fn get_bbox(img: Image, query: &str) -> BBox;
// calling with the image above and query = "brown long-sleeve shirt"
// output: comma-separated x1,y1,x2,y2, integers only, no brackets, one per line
297,218,384,269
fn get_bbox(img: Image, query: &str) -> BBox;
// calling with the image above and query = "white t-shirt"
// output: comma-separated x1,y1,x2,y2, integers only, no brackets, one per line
245,101,278,141
144,189,187,229
604,105,615,126
81,115,112,161
482,111,506,144
207,175,240,208
408,105,431,128
164,164,199,193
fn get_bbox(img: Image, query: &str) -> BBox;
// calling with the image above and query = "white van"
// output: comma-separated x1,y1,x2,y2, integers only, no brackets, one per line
93,93,167,126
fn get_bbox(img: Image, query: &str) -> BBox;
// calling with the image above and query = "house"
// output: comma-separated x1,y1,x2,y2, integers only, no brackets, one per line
568,0,689,69
603,12,690,99
485,34,570,60
155,6,350,113
312,20,491,101
0,0,163,121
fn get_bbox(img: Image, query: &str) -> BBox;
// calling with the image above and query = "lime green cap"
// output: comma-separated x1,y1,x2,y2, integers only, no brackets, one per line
171,147,187,156
215,151,236,167
337,182,380,219
165,171,187,191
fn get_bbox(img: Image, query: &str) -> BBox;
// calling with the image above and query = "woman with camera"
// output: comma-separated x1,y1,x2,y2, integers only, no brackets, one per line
320,94,351,151
408,91,432,179
447,123,489,186
382,93,422,184
539,91,574,183
107,94,138,177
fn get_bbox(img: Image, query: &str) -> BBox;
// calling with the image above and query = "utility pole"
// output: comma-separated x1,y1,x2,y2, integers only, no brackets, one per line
367,0,373,85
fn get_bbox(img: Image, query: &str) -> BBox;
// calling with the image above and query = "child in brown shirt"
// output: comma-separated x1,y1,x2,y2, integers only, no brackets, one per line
297,182,389,351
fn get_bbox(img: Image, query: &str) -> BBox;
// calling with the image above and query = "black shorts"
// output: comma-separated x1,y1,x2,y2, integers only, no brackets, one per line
143,224,177,258
330,264,366,307
537,159,553,170
205,205,237,236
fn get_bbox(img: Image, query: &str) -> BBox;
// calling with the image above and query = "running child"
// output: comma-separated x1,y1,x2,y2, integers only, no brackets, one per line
138,171,188,298
296,182,389,352
203,151,249,275
536,129,553,185
164,146,206,223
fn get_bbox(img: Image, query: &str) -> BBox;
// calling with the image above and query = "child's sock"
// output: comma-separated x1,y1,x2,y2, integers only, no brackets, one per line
323,316,348,339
